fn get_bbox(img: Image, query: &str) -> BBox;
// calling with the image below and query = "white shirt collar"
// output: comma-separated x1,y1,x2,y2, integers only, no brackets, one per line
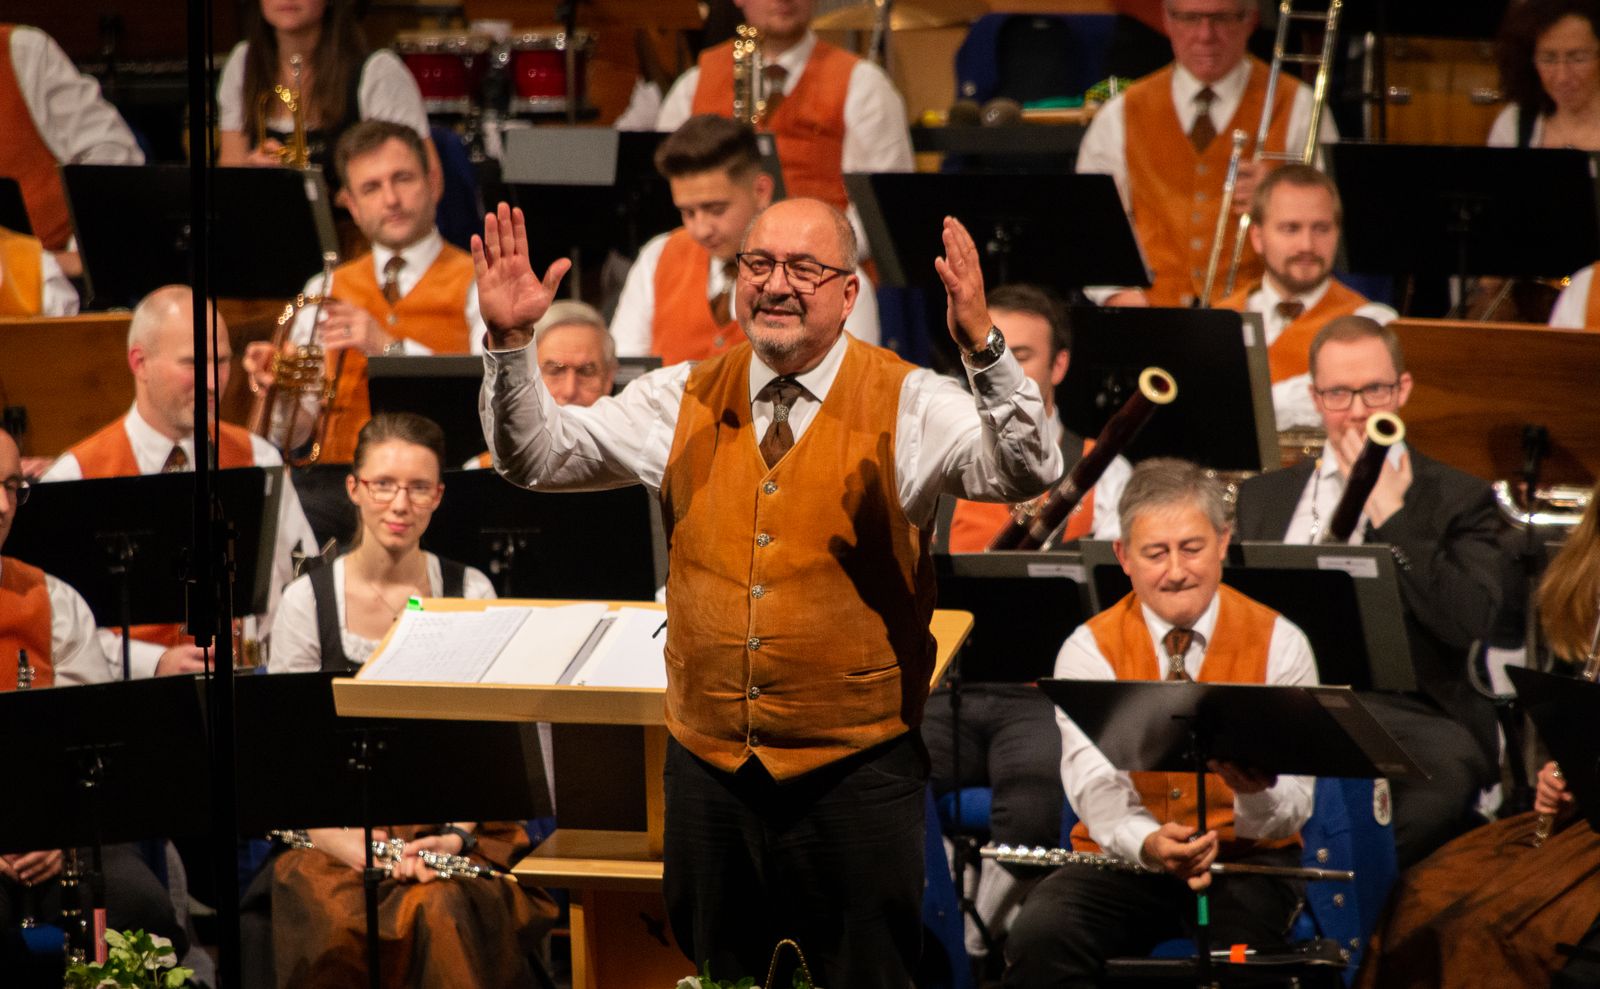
125,403,190,473
1256,275,1332,312
747,330,849,407
372,228,444,299
1140,592,1222,663
1170,59,1251,123
768,31,817,91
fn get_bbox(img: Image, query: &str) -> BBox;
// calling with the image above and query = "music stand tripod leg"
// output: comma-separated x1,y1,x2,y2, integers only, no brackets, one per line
1189,723,1213,989
352,730,385,989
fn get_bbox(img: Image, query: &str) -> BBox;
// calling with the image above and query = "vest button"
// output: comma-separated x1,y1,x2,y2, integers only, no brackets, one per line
1169,788,1183,800
1332,893,1346,908
747,636,761,651
1190,237,1204,250
763,481,778,495
1195,191,1207,203
714,334,726,347
1196,163,1209,176
749,731,761,747
1192,212,1203,223
1315,848,1330,863
751,584,765,598
747,684,761,699
756,533,772,547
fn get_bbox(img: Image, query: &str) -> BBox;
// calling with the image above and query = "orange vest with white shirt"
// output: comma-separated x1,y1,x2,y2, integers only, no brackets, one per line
0,25,73,251
652,228,742,365
1216,278,1369,382
0,225,44,316
947,438,1097,551
0,557,54,688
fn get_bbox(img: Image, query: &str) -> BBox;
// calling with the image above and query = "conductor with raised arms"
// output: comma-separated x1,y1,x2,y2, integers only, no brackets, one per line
473,198,1061,984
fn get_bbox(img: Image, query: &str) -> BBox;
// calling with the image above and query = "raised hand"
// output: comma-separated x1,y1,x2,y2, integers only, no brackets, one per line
471,203,571,351
932,215,992,350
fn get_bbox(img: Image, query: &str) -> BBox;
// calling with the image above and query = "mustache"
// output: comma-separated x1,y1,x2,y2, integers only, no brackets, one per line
753,293,803,315
1288,253,1326,266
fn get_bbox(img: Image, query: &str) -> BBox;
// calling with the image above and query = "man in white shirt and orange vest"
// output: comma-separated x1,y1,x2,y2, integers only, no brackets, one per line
43,286,316,678
1215,164,1396,428
245,119,485,462
613,113,878,364
1005,457,1318,985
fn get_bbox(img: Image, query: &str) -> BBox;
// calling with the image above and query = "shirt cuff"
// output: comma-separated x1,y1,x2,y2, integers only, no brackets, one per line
1112,815,1163,867
964,348,1026,396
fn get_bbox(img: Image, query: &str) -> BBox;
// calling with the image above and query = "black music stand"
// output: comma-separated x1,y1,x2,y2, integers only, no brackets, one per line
0,177,31,235
1508,667,1600,834
845,172,1148,294
1078,540,1417,692
1039,678,1421,987
5,468,280,679
1326,144,1600,312
420,470,662,600
62,164,339,308
1061,307,1277,472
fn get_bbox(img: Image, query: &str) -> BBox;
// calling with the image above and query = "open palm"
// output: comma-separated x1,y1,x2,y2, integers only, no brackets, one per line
471,203,572,348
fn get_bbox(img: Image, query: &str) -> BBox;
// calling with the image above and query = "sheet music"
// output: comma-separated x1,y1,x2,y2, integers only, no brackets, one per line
480,602,612,684
566,607,669,688
361,608,531,683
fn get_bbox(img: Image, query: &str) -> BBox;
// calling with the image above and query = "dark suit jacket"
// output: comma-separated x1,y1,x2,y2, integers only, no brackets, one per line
1233,450,1507,766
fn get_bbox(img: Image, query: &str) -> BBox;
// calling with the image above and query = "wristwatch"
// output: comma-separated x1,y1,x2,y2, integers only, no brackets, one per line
438,824,477,855
962,326,1006,369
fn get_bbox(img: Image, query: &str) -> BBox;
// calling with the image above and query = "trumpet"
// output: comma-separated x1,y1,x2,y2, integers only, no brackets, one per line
270,830,518,883
988,367,1178,551
256,54,310,168
982,843,1355,882
248,251,340,466
1320,412,1404,544
732,24,769,126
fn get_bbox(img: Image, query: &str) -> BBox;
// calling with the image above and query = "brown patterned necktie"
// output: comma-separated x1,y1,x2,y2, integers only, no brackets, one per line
761,64,789,119
710,259,738,325
1275,300,1306,322
1162,626,1195,681
162,445,189,473
382,255,405,306
757,377,803,468
1190,87,1217,152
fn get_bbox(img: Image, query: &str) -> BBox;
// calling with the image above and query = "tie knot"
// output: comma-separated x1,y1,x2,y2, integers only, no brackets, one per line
1276,300,1306,321
1162,626,1195,664
384,255,406,278
1195,86,1216,110
162,445,190,473
763,64,789,86
759,377,803,418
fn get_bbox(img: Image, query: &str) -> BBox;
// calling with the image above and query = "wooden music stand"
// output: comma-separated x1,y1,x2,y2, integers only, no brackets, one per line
1390,318,1600,485
333,598,974,989
0,314,132,458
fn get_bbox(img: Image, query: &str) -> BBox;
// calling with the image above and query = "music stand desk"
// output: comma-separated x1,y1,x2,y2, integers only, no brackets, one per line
0,313,132,457
1389,318,1600,485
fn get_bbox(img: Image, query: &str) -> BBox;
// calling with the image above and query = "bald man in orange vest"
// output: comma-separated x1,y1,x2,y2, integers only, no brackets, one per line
1005,457,1318,985
1076,0,1339,308
245,120,484,462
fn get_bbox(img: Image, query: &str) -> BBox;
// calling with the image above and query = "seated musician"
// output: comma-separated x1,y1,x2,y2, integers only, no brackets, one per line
1076,0,1338,307
41,286,317,678
1005,457,1318,985
1233,316,1507,868
244,120,484,463
259,412,553,986
1547,258,1600,328
654,0,913,249
613,113,879,363
0,223,76,316
1488,0,1600,150
0,22,143,267
1355,478,1600,989
0,428,186,955
1215,164,1396,428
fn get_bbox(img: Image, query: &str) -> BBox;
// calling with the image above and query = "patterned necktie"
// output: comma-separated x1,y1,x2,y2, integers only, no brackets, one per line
1190,87,1217,152
1276,300,1306,322
710,259,738,325
382,255,405,306
761,64,789,119
1162,626,1195,681
162,445,189,473
758,377,803,468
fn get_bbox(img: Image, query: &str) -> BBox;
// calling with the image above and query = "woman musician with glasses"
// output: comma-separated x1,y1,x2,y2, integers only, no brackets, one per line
258,412,555,987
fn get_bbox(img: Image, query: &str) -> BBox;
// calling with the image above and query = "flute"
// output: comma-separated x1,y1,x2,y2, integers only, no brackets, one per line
982,843,1355,882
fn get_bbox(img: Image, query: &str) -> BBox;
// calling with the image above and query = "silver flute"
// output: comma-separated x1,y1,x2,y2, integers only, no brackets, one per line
270,830,517,883
982,843,1355,882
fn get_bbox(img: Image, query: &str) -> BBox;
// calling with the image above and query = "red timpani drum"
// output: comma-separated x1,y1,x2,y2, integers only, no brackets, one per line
508,29,595,113
395,32,492,115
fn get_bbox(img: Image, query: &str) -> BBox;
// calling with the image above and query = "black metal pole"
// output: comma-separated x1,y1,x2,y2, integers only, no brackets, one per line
1191,725,1212,989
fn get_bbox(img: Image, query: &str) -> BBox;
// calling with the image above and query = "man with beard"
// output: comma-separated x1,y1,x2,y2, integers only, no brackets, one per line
474,197,1060,985
1216,165,1396,429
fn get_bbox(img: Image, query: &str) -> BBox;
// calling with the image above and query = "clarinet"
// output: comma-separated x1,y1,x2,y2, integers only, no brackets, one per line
271,830,518,882
15,650,39,930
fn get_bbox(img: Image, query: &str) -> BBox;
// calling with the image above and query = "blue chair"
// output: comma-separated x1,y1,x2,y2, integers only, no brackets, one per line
923,785,977,989
429,125,484,252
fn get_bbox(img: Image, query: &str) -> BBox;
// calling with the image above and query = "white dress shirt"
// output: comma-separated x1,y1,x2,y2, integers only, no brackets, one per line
1076,59,1340,303
41,405,320,679
481,331,1063,527
7,26,144,166
0,557,114,686
0,243,78,316
1486,105,1545,148
217,42,430,140
610,229,882,359
1088,450,1132,540
1239,278,1398,430
267,553,495,672
1549,262,1595,329
1054,593,1318,864
1281,442,1409,545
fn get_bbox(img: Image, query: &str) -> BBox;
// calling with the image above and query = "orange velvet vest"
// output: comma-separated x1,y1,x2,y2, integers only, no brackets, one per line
660,336,934,779
66,416,257,648
691,39,857,212
1583,270,1600,328
321,245,476,462
0,557,54,688
0,225,43,316
1071,585,1300,856
1124,60,1296,307
1217,278,1369,382
948,438,1096,552
652,228,741,365
0,26,73,251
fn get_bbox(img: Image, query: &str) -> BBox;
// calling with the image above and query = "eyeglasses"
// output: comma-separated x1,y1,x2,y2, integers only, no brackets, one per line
1313,382,1399,410
735,252,851,295
540,360,604,381
1166,8,1251,28
1534,49,1600,68
356,478,441,507
1,477,28,506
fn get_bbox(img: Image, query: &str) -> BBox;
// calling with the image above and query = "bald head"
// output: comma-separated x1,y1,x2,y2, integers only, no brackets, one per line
734,197,861,375
128,285,233,442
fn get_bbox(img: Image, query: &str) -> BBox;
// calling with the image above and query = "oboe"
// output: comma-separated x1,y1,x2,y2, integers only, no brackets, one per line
982,842,1354,882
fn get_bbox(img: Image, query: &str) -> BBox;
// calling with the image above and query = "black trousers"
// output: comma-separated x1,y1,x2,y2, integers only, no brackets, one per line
1363,693,1493,869
662,732,928,988
1003,848,1303,989
924,683,1064,849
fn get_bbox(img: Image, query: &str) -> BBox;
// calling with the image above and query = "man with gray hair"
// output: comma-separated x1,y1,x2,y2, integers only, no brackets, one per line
1005,457,1318,986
